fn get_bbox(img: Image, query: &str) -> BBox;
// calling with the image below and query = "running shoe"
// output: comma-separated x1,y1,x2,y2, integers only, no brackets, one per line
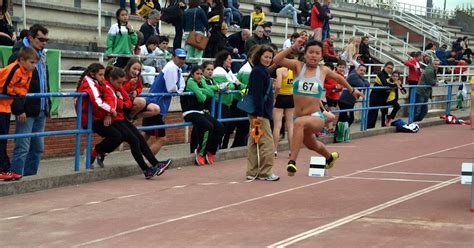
3,172,22,181
325,152,339,169
194,149,206,166
287,160,297,176
258,174,280,181
205,152,215,165
155,159,172,176
144,166,159,179
96,153,106,168
0,171,13,180
384,115,392,127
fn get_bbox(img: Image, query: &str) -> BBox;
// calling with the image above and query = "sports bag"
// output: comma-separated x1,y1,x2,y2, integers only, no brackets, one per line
391,119,419,133
161,0,183,25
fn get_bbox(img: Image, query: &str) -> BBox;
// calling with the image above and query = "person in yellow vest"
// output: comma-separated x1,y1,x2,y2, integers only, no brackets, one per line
273,54,295,158
382,71,405,126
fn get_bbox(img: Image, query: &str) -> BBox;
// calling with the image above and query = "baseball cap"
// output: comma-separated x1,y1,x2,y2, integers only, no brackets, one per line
174,48,187,58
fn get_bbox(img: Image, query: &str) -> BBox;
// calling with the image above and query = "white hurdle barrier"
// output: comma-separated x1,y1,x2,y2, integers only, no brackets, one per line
461,163,472,185
309,156,326,177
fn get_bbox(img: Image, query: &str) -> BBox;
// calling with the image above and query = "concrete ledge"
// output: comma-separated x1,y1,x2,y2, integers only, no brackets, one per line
1,113,466,197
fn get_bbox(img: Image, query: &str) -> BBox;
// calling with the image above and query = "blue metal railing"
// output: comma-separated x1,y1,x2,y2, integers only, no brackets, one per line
0,81,470,172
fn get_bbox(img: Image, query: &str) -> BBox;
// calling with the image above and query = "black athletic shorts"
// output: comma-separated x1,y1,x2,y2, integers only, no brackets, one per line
274,95,294,109
326,98,339,107
142,114,166,137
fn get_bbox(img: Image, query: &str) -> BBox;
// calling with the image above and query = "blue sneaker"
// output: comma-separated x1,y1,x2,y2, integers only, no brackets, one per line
154,159,172,176
144,166,159,179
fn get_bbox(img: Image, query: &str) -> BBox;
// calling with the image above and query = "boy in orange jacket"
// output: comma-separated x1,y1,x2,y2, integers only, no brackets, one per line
0,47,39,180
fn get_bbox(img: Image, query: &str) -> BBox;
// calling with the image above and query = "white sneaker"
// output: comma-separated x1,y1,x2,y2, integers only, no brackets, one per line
232,24,240,29
258,174,280,181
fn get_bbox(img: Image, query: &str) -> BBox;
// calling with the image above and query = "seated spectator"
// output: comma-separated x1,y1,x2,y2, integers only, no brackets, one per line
435,44,449,65
139,9,160,45
180,66,224,165
225,0,243,28
270,0,300,27
262,23,273,45
102,66,171,178
251,5,265,27
244,26,264,54
106,8,138,68
446,51,459,66
283,32,300,49
183,0,210,59
218,23,245,73
323,34,338,63
228,28,250,72
139,36,160,87
122,59,160,120
452,37,463,60
155,35,171,72
341,36,361,72
0,11,15,46
461,36,471,60
424,42,438,64
299,0,312,25
359,36,374,64
143,49,187,155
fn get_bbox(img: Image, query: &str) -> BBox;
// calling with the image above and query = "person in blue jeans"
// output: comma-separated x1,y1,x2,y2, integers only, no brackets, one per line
8,24,51,177
414,59,440,122
120,0,136,15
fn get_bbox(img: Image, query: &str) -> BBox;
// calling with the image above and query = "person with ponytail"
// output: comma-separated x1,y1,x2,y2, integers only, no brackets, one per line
102,66,171,179
106,8,138,68
76,63,122,168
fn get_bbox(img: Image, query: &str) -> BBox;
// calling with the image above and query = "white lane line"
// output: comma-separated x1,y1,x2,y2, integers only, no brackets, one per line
172,185,187,189
73,143,472,247
197,183,219,186
267,177,460,248
0,216,24,221
363,170,459,177
334,176,445,183
117,194,141,199
84,201,102,205
49,208,67,212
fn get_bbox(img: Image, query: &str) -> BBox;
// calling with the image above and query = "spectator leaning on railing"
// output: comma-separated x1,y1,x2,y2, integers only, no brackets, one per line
9,24,51,178
143,48,187,155
367,61,394,129
414,59,440,122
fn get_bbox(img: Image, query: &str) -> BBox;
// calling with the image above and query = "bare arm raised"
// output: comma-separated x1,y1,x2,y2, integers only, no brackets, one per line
272,37,307,76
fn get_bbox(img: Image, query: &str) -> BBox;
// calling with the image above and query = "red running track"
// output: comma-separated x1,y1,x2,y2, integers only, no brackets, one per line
1,125,473,247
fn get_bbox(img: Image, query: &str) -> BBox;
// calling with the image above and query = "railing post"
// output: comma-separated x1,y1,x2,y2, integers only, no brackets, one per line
446,84,453,114
75,96,83,172
285,18,288,40
85,100,93,169
217,93,223,121
342,24,346,46
22,0,27,29
210,95,216,118
408,86,416,123
362,86,370,131
98,0,102,41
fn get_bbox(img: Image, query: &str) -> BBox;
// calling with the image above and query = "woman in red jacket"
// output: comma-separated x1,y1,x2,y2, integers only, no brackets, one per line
310,0,325,42
122,58,160,120
404,51,423,86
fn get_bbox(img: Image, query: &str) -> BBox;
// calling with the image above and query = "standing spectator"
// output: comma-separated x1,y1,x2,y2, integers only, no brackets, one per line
299,0,312,26
120,0,137,15
228,28,250,72
245,45,279,181
244,26,264,54
204,0,224,58
461,36,471,60
0,47,38,180
170,0,186,50
180,66,224,165
270,0,300,27
183,0,210,59
0,10,15,46
9,24,50,177
251,5,265,27
452,37,463,60
143,49,186,155
262,24,273,45
414,59,440,122
310,0,325,41
367,62,394,128
404,51,423,101
322,34,338,63
139,9,160,45
338,64,369,127
272,55,295,158
321,0,332,41
283,32,300,49
382,71,404,126
106,8,138,68
212,51,243,148
359,36,373,64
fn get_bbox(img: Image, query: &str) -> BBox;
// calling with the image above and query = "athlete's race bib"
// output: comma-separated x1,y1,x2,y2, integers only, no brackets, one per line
297,81,320,95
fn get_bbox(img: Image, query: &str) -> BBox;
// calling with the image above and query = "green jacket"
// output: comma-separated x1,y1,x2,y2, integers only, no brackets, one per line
106,23,138,55
416,65,437,98
212,66,237,107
